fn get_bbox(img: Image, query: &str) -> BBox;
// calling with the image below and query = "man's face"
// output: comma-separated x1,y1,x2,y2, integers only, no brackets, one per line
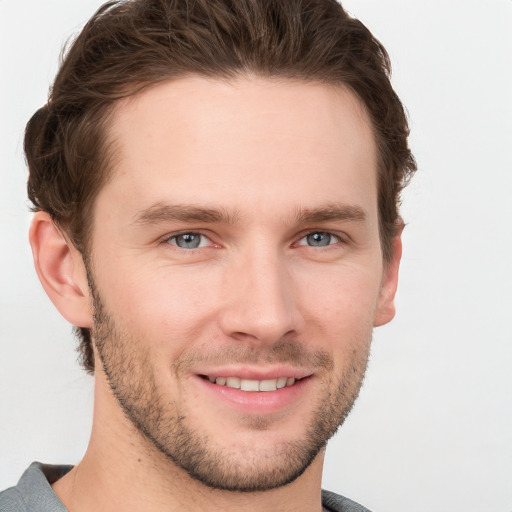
86,76,396,491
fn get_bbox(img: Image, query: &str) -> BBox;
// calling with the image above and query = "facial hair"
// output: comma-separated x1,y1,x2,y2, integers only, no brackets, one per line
88,268,371,492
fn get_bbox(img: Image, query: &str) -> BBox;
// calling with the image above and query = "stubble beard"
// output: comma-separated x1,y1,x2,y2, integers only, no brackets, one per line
88,273,371,493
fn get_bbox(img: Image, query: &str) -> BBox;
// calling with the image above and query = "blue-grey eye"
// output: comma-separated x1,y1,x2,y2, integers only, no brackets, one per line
302,232,337,247
172,233,204,249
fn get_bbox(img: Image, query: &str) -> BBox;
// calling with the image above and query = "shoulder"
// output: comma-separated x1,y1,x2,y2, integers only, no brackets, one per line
322,489,373,512
0,462,72,512
0,485,27,512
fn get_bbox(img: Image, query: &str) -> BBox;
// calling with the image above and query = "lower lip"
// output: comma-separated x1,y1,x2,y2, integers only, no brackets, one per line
194,376,313,415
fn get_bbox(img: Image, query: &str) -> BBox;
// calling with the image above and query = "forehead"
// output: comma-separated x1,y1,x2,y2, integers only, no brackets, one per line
99,76,378,224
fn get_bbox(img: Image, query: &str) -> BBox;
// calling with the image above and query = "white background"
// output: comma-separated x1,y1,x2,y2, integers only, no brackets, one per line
1,1,511,511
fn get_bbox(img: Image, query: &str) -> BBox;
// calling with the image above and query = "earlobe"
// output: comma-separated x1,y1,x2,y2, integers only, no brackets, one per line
373,232,403,327
29,212,93,328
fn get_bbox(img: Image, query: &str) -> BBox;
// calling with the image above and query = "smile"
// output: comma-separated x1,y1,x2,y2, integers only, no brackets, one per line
203,376,298,392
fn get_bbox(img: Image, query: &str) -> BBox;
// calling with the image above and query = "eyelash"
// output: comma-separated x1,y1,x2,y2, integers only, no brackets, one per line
296,231,343,248
163,231,214,250
161,230,345,250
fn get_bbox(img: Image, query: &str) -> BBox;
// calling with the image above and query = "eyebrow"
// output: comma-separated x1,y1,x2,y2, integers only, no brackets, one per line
132,202,240,226
294,203,367,225
133,202,367,227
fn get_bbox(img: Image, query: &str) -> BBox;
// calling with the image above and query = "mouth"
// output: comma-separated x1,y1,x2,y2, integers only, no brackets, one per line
195,370,314,413
199,375,301,392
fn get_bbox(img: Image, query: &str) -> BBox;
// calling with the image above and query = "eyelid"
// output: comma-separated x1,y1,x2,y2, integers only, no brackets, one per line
294,230,346,247
158,228,348,249
161,230,217,248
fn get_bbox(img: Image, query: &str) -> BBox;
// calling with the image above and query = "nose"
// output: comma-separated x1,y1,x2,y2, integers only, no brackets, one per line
218,245,302,346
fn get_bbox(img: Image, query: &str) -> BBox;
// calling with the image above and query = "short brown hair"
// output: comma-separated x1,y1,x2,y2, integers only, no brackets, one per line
25,0,416,373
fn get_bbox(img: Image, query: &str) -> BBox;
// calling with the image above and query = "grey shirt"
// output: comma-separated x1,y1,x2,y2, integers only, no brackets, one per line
0,462,372,512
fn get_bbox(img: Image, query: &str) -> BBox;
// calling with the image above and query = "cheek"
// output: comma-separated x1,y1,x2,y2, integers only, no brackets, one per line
93,253,382,359
295,263,380,374
297,263,382,327
96,262,221,350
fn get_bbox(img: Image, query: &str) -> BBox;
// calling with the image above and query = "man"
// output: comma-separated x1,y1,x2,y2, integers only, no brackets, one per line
1,0,416,510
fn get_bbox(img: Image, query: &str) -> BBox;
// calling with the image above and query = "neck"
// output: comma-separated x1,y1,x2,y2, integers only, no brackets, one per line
52,372,326,512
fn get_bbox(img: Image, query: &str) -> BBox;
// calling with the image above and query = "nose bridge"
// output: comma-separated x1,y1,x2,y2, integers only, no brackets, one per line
219,241,298,344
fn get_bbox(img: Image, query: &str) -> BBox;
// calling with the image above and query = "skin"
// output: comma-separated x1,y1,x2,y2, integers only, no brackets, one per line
30,76,402,512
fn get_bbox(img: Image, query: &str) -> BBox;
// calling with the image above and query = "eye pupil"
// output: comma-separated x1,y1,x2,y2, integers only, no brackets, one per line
306,232,331,247
176,233,201,249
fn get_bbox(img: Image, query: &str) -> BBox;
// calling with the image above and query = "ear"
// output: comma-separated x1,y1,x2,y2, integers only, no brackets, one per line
29,212,93,328
373,231,403,327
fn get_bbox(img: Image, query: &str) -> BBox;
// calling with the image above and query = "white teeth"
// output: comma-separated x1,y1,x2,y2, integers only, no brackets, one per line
208,375,298,391
225,377,241,389
276,377,287,389
259,379,278,392
240,379,260,391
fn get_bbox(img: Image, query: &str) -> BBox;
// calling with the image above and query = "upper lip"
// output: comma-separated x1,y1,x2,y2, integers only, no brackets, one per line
193,365,314,381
